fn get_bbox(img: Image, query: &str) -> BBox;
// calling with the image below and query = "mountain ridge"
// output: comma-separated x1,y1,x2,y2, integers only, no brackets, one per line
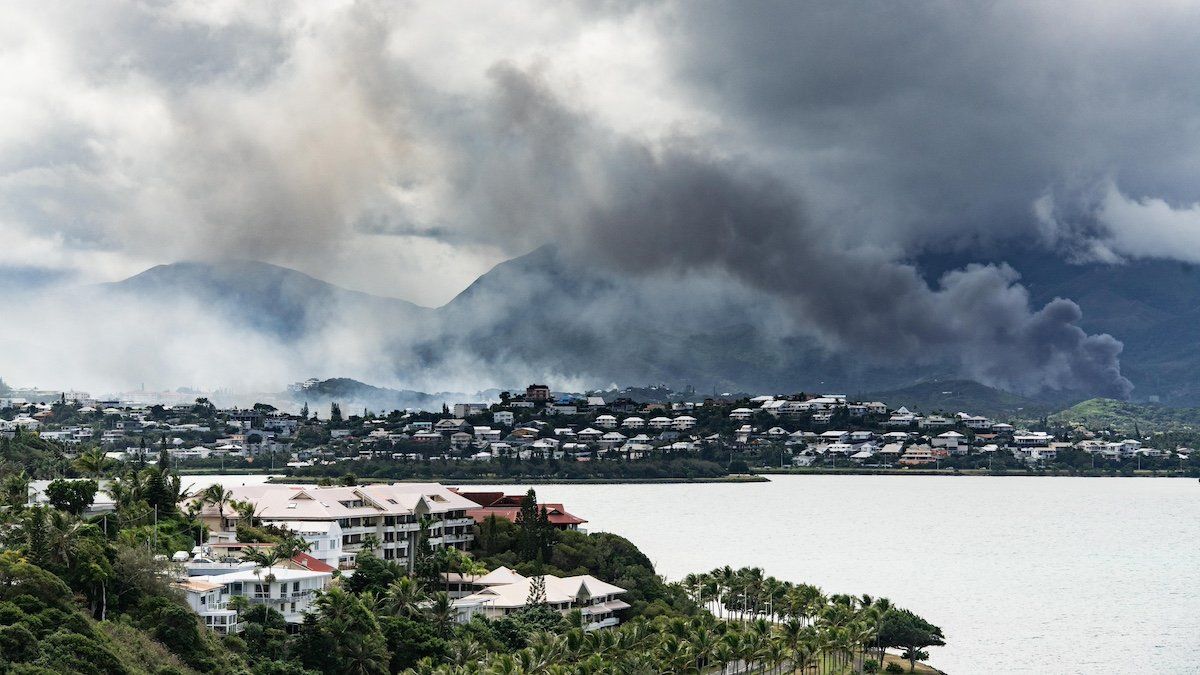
101,248,1200,404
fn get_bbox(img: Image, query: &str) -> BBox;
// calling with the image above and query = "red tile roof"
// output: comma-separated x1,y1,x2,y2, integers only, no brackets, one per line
467,503,587,527
290,552,336,573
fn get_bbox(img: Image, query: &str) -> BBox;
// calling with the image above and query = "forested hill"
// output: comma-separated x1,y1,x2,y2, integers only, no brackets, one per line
1049,398,1200,434
863,379,1059,419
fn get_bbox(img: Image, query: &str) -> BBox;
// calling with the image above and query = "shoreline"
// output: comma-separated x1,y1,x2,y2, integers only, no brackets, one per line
254,474,770,485
755,466,1193,477
176,466,1193,481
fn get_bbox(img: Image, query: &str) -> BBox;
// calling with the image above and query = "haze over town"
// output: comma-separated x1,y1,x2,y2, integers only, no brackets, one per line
8,2,1200,402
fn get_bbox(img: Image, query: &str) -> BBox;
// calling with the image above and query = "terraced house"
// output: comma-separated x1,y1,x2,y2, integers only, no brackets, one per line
195,482,477,572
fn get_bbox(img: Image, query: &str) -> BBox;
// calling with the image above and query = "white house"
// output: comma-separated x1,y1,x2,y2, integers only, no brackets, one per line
577,428,604,442
648,417,674,430
673,416,697,431
729,408,754,421
620,417,645,429
189,566,332,628
599,431,627,447
594,415,618,429
493,411,514,426
453,569,629,631
932,431,967,453
176,578,240,634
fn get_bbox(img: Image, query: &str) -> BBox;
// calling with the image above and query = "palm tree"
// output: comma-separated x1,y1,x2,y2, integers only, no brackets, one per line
230,499,264,528
201,484,233,526
340,637,389,675
426,591,455,637
0,469,30,507
244,547,283,585
384,576,428,618
73,447,113,477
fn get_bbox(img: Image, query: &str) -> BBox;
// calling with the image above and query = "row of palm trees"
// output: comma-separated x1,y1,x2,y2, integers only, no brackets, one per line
401,610,886,675
387,566,911,675
685,566,898,672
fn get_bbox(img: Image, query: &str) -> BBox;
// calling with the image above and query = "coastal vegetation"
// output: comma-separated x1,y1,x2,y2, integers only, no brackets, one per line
0,447,947,674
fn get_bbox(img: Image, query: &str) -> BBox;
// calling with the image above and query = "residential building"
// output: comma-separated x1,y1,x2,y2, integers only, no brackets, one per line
454,403,488,418
194,483,477,572
176,578,240,634
456,491,587,530
453,569,629,631
189,566,332,629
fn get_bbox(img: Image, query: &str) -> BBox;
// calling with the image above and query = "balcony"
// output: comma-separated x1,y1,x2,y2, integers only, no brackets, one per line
246,590,315,604
444,517,475,528
584,617,619,631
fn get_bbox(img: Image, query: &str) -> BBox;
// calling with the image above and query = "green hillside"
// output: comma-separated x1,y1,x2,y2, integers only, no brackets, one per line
863,379,1057,419
1049,398,1200,433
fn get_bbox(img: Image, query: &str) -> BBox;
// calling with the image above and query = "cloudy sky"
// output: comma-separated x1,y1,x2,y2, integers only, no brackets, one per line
4,1,1200,394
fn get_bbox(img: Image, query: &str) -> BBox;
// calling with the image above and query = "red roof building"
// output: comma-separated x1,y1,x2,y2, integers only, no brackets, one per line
288,552,337,574
455,490,588,530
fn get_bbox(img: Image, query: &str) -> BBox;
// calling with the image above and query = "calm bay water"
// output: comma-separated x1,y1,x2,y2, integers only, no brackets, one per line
484,476,1200,674
199,474,1200,673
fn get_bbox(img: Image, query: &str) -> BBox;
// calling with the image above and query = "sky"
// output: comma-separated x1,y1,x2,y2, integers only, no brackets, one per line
4,1,1200,395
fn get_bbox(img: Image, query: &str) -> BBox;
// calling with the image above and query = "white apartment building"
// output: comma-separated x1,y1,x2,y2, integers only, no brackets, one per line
263,520,344,568
188,566,332,629
196,483,477,572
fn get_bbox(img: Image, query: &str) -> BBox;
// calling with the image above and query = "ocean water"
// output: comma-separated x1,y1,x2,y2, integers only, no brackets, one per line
478,476,1200,674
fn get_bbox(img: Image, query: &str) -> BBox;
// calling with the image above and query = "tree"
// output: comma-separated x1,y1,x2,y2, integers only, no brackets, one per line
330,403,343,424
380,615,448,671
306,587,390,674
879,609,944,672
73,448,113,477
44,479,98,516
299,401,309,420
526,573,547,606
1,469,30,507
201,484,233,523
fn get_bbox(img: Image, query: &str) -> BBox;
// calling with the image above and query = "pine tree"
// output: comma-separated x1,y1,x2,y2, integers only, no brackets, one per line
330,402,343,424
536,505,554,559
300,401,309,420
515,489,540,561
26,507,49,566
526,572,547,606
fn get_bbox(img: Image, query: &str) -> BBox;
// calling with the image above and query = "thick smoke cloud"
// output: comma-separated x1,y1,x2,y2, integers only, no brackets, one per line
451,66,1131,397
658,2,1200,257
13,1,1200,397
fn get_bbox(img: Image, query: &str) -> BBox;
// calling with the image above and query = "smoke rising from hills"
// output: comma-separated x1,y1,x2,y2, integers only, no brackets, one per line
15,2,1200,396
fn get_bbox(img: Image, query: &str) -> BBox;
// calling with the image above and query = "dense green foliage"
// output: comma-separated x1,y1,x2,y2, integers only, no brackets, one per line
0,459,945,675
1049,397,1200,434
